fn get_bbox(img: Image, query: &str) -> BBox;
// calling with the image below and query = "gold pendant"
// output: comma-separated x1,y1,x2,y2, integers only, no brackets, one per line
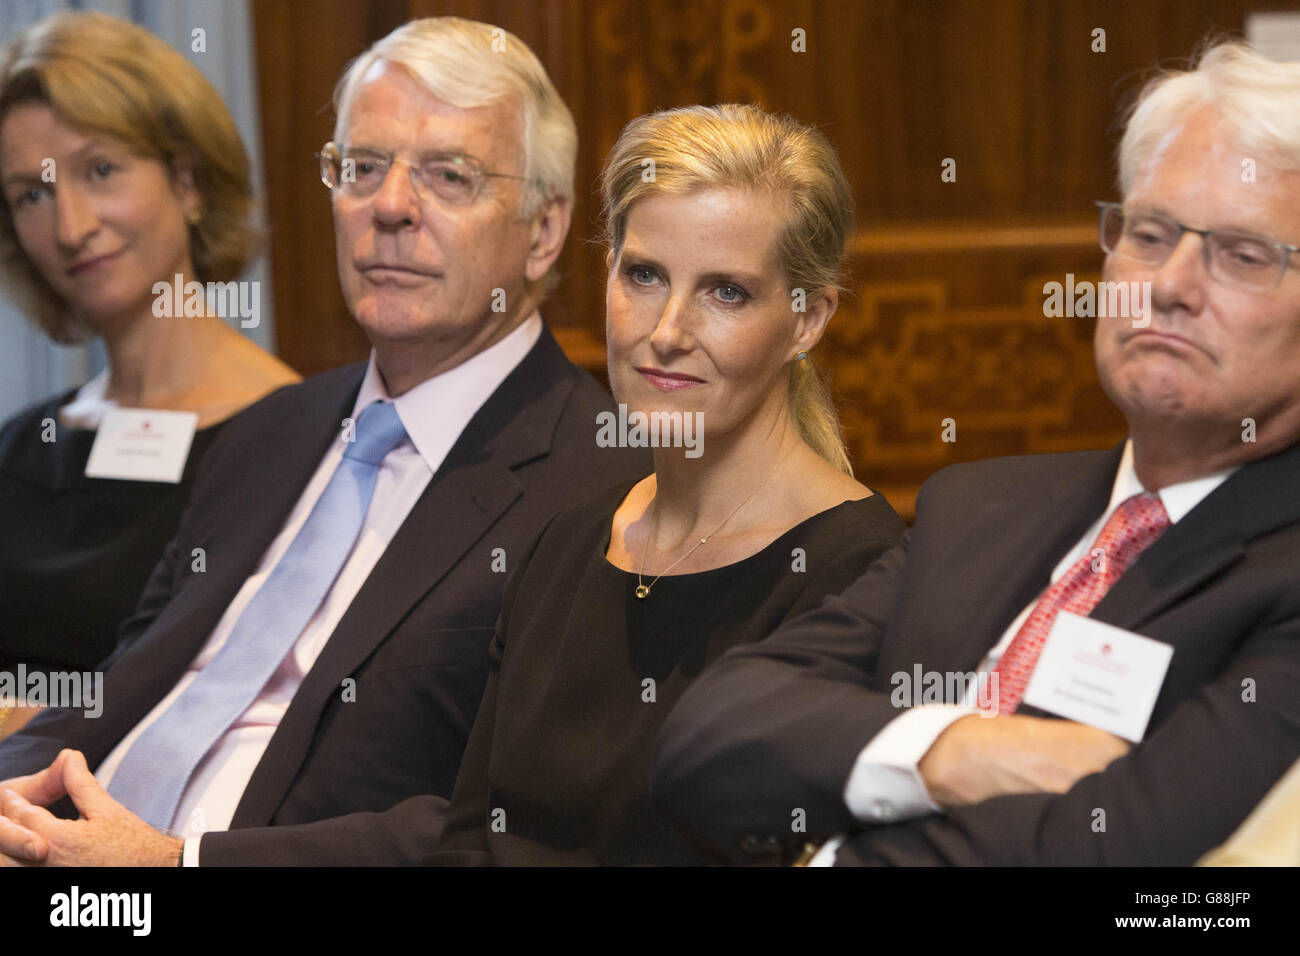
635,585,650,599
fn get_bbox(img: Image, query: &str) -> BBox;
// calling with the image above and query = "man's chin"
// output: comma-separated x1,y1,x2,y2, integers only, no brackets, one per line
1114,374,1201,421
350,296,453,340
356,318,448,345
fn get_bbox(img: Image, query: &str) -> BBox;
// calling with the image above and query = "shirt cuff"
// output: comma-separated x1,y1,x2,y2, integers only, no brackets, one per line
807,835,845,867
844,704,981,822
182,837,201,867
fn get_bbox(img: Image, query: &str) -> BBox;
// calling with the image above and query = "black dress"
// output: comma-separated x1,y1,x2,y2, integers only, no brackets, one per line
0,389,226,674
432,478,905,865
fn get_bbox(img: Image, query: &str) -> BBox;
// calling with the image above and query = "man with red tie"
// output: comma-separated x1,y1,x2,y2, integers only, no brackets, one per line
652,40,1300,866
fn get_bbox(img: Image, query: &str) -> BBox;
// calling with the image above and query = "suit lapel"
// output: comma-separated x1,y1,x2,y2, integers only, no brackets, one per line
99,369,364,752
187,372,361,593
1092,440,1300,631
229,326,577,827
911,446,1123,676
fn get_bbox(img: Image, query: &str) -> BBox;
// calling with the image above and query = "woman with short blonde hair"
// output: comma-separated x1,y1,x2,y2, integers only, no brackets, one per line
0,12,298,699
0,11,259,342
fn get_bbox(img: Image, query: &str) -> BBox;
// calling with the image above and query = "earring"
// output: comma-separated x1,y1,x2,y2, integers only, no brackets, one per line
185,208,203,226
795,350,808,362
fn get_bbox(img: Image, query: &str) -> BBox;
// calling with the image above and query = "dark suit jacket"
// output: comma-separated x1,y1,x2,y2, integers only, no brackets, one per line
0,322,649,865
652,441,1300,865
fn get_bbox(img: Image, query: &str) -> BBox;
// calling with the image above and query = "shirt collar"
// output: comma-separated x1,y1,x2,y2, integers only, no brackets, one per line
58,369,114,428
1106,437,1239,525
351,311,543,474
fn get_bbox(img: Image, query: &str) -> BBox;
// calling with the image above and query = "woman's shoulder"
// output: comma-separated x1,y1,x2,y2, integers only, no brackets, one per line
1,386,78,428
759,491,904,622
838,489,907,543
499,477,642,629
536,475,643,547
777,449,904,553
0,387,80,462
780,489,905,558
505,476,646,596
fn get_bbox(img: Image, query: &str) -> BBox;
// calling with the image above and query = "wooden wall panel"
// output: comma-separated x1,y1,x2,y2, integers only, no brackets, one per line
252,0,1283,516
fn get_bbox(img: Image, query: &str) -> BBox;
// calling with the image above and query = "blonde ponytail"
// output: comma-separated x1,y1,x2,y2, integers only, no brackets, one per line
789,356,852,474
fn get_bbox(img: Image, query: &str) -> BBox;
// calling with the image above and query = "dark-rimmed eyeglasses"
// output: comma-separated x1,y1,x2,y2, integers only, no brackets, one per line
1096,200,1299,291
317,141,526,206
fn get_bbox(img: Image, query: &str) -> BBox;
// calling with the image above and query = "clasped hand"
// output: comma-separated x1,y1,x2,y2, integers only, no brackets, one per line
0,749,183,866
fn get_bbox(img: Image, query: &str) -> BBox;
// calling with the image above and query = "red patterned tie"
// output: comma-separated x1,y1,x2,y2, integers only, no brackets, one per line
985,492,1171,715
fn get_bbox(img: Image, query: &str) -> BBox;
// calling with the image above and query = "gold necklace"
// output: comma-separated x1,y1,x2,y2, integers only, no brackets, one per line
635,452,788,599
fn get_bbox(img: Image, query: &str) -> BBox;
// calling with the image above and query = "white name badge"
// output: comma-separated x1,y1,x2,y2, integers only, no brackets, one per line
84,408,199,484
1022,611,1174,742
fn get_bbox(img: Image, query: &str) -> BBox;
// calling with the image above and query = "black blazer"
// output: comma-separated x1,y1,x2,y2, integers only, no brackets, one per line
652,441,1300,865
0,323,649,865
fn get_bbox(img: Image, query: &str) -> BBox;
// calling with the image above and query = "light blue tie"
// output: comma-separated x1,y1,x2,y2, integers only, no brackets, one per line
107,400,408,831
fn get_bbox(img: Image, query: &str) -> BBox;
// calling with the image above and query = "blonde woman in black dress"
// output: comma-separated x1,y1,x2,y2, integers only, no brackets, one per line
432,104,903,865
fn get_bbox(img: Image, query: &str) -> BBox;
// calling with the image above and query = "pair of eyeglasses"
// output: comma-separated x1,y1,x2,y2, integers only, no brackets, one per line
317,141,526,205
1096,200,1299,291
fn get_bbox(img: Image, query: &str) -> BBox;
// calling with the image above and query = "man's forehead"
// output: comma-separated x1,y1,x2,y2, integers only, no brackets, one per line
1132,111,1241,185
1128,109,1300,238
342,60,520,161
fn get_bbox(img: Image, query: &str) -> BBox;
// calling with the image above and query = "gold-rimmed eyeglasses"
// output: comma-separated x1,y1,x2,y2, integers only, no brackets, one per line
317,141,526,205
1096,200,1300,291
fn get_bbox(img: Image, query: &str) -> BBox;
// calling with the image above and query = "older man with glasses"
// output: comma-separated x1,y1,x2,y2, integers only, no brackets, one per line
0,17,646,867
653,39,1300,866
1095,201,1300,293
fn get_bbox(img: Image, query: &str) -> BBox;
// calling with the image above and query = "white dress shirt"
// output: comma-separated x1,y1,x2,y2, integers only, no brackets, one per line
58,369,114,428
810,439,1236,865
94,313,542,866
